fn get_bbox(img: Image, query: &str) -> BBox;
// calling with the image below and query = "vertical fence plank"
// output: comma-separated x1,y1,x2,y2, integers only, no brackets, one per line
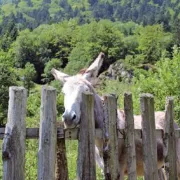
38,86,57,180
163,97,177,180
56,122,69,180
124,93,137,180
2,86,27,180
140,93,158,180
77,92,96,180
103,95,120,180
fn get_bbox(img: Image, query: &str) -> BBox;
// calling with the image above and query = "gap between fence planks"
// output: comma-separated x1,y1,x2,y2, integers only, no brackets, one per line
56,122,69,180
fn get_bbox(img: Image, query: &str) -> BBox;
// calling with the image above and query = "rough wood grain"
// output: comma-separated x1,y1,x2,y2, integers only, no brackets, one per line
103,95,120,180
2,86,27,180
56,123,68,180
38,86,57,180
124,92,137,180
140,93,158,180
163,97,178,180
176,128,180,138
77,92,96,180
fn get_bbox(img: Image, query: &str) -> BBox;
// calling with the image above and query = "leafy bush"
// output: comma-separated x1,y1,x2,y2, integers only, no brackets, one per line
43,58,63,83
132,46,180,124
0,64,17,125
18,62,37,94
65,20,125,74
26,87,41,117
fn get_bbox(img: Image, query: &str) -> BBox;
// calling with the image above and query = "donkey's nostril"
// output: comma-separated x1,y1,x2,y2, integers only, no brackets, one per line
72,114,76,120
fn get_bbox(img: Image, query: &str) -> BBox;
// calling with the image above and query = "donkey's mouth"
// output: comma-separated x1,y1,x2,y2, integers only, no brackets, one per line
64,120,80,129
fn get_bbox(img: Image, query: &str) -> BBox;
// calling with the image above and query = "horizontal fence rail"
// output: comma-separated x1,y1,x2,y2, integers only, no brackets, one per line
0,127,180,140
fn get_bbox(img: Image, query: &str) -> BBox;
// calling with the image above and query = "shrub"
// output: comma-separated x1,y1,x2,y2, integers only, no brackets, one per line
132,46,180,124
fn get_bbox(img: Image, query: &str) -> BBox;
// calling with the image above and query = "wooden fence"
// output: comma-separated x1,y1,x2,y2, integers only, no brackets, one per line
0,86,180,180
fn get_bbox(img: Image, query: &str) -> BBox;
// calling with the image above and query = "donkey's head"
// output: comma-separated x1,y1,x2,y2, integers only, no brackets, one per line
51,52,104,128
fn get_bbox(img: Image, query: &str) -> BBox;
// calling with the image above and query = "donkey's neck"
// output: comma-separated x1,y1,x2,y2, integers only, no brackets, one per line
93,93,104,129
83,80,104,129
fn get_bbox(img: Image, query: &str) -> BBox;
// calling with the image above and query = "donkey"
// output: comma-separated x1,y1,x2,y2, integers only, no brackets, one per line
51,53,180,179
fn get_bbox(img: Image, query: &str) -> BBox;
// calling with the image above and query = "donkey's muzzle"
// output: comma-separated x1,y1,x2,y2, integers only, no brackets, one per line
62,111,77,127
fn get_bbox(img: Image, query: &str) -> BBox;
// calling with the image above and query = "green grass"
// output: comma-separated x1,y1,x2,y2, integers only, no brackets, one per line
66,140,103,180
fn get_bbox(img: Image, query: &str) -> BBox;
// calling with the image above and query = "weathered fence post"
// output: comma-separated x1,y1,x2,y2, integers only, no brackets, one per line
56,122,69,180
163,97,177,180
124,92,137,180
140,94,158,180
77,92,96,180
103,95,120,180
2,86,27,180
38,86,57,180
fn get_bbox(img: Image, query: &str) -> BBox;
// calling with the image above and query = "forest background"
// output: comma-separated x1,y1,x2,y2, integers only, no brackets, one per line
0,0,180,179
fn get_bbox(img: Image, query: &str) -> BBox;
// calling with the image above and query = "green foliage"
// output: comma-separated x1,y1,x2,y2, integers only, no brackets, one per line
0,50,15,66
123,54,144,70
25,139,38,180
65,20,125,74
24,85,40,180
98,79,132,108
0,0,179,35
43,58,63,83
132,46,180,124
25,116,39,180
12,22,74,82
26,89,41,117
0,13,18,51
136,24,172,64
25,89,40,180
1,4,17,17
0,64,17,125
20,62,37,94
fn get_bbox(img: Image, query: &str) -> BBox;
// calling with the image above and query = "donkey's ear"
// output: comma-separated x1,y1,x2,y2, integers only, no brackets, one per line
83,52,104,81
51,68,70,83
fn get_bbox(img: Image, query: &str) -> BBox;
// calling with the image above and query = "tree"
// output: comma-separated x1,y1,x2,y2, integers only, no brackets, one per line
65,20,125,74
172,19,180,46
136,24,171,64
0,13,18,51
43,58,63,83
20,62,36,94
0,64,17,125
12,22,74,83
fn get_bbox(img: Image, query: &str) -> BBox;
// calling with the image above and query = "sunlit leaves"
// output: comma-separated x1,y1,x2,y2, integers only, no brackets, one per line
132,46,180,123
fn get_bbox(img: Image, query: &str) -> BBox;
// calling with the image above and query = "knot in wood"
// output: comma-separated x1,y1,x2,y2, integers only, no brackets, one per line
2,151,11,160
